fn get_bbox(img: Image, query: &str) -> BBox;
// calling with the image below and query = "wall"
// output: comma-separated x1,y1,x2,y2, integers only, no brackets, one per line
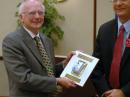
55,0,93,55
96,0,114,33
0,61,9,96
0,0,18,56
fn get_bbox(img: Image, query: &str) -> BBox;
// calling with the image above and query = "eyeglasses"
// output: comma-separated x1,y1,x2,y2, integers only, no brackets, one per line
111,0,127,3
23,11,45,17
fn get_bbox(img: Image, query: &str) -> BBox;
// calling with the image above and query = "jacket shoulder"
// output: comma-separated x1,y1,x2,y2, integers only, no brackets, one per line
100,19,117,29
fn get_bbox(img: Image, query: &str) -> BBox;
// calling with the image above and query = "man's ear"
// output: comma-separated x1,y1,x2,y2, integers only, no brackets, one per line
19,15,24,23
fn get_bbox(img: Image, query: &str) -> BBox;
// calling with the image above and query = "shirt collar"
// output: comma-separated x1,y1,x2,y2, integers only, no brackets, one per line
23,26,40,38
118,18,130,33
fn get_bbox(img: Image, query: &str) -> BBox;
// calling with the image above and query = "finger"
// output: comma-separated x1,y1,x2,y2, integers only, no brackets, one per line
72,51,76,55
64,77,76,87
105,90,113,94
69,80,77,87
107,94,112,97
76,50,84,53
104,90,112,97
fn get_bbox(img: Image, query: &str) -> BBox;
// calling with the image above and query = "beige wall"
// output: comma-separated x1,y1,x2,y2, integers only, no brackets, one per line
0,61,9,96
0,0,18,56
55,0,93,55
96,0,114,33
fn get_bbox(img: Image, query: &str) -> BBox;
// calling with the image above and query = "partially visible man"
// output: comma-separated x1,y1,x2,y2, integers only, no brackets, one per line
2,0,76,97
92,0,130,97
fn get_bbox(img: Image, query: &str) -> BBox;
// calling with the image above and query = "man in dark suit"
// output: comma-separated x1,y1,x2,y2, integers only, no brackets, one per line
2,0,76,97
92,0,130,97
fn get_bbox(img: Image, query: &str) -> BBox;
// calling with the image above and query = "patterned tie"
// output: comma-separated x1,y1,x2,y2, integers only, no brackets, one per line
109,25,125,88
34,36,62,97
34,36,54,76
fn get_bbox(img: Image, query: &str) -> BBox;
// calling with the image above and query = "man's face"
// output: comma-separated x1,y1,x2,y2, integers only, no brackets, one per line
113,0,130,20
20,0,44,33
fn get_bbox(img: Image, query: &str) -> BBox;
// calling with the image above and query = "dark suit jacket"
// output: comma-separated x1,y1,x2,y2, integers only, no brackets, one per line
92,19,130,97
2,26,63,97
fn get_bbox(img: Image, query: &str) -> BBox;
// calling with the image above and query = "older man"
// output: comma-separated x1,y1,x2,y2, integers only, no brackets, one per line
2,0,76,97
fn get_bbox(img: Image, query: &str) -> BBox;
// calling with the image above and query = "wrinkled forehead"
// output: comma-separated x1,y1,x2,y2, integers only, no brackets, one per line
23,0,44,12
21,0,42,3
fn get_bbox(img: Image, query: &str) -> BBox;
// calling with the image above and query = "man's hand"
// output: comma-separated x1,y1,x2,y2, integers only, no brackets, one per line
56,77,77,88
104,89,126,97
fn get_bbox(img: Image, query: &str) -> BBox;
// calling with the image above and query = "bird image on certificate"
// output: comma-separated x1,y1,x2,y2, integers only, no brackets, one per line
60,51,99,87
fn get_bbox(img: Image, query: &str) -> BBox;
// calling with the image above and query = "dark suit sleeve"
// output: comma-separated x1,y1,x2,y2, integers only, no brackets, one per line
91,26,110,96
54,63,64,77
2,35,57,93
122,83,130,97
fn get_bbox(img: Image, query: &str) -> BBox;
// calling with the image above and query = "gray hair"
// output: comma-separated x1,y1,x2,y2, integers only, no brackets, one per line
18,0,45,15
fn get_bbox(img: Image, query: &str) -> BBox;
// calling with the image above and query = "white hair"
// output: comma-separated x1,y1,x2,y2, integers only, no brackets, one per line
18,0,45,15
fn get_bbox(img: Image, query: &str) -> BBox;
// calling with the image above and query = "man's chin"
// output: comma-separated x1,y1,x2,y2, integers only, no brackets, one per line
33,26,41,30
116,11,127,17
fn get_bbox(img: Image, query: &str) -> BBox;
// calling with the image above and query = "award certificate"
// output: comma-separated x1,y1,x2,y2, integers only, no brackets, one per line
60,51,99,87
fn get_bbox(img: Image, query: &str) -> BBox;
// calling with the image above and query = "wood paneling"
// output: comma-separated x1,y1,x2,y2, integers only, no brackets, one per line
0,56,3,60
0,96,8,97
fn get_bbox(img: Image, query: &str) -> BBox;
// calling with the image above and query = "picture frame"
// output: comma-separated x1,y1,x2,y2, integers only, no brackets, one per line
60,51,99,87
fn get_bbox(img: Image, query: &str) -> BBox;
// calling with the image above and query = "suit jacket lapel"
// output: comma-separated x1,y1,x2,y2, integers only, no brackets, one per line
110,19,118,57
121,35,130,69
20,27,44,68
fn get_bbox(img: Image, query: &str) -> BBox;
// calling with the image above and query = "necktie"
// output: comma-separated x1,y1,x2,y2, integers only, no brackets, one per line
34,36,54,76
34,36,62,97
109,25,125,88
